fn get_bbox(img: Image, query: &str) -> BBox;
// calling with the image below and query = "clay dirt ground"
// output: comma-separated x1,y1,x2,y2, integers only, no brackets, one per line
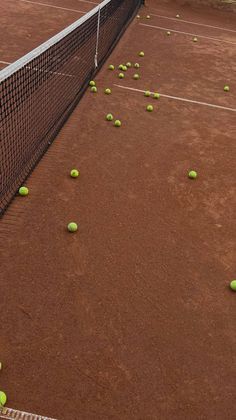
0,0,236,419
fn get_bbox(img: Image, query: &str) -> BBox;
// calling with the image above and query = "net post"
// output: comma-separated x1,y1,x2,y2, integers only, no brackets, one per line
94,7,101,68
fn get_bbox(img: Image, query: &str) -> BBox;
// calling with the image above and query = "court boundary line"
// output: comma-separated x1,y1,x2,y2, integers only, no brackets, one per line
114,84,236,113
147,12,236,34
0,60,11,65
19,0,87,14
140,23,236,45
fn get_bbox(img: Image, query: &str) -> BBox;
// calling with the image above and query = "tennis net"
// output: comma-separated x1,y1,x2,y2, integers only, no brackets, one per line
0,0,141,215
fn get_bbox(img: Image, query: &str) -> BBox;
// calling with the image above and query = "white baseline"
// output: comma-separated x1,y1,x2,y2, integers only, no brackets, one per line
149,12,236,34
140,23,236,45
114,84,236,113
19,0,86,14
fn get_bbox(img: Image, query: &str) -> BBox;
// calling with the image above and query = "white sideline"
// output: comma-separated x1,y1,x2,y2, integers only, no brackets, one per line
140,23,236,45
0,61,11,65
114,84,236,113
148,12,236,34
19,0,86,14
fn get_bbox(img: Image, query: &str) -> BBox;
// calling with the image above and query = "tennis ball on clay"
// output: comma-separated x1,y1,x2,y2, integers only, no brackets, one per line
188,170,197,179
134,63,140,69
108,64,115,70
70,169,79,178
144,91,151,97
153,92,160,99
224,85,229,92
230,280,236,291
146,15,150,19
119,73,125,79
0,391,7,407
106,113,113,121
126,62,132,68
146,104,153,112
118,64,124,70
19,186,29,196
89,80,96,87
139,51,145,57
133,74,140,80
91,86,97,93
67,222,78,233
122,65,128,71
193,37,198,42
167,31,171,36
176,14,180,18
137,15,140,19
114,120,121,127
105,88,111,94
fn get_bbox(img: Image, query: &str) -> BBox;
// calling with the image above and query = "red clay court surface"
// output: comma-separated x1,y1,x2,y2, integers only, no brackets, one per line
0,0,236,419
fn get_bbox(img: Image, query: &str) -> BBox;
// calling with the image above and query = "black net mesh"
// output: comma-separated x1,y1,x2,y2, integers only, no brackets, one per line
0,0,141,215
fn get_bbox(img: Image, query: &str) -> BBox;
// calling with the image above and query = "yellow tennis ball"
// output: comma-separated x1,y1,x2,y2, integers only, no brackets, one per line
67,222,78,232
19,186,29,196
0,391,7,407
89,80,96,87
70,169,79,178
139,51,145,57
230,280,236,291
114,120,121,127
146,105,153,112
188,170,197,179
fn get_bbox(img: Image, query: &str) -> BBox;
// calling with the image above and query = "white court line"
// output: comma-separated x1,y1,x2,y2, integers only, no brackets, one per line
140,23,236,45
77,0,99,4
0,60,74,77
19,0,86,14
148,12,236,34
114,84,236,113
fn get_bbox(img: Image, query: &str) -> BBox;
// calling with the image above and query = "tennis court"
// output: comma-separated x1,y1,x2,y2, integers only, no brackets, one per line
0,0,236,419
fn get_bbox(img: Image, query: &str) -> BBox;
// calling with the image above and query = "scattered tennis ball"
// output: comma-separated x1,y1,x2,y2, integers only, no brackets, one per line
167,31,171,36
19,186,29,196
106,113,113,121
0,391,7,407
118,64,124,70
139,51,145,57
114,120,121,127
146,15,150,19
105,88,111,94
193,37,198,42
224,85,229,92
133,74,140,80
89,80,96,87
119,73,125,79
188,170,197,179
70,169,79,178
230,280,236,291
91,86,97,93
134,63,140,68
144,91,151,97
153,92,160,99
122,65,128,71
108,64,115,70
67,222,78,232
126,62,132,68
146,105,153,112
176,14,180,18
